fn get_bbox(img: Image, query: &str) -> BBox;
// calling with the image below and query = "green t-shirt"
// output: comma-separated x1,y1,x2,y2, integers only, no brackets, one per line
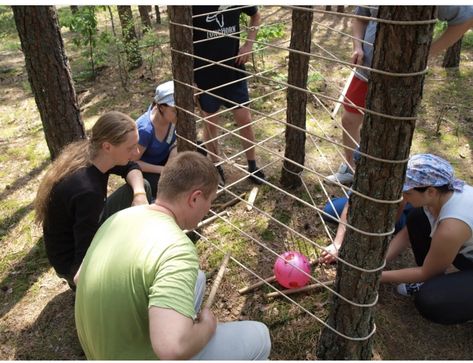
74,205,198,360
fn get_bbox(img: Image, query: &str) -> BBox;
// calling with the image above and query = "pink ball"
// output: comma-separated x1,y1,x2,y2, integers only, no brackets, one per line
274,251,311,289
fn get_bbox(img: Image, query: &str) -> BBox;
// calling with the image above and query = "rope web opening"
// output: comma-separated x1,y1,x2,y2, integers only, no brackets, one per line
168,5,444,346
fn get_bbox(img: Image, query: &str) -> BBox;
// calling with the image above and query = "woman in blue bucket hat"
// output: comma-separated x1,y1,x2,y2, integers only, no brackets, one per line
381,154,473,324
134,81,178,198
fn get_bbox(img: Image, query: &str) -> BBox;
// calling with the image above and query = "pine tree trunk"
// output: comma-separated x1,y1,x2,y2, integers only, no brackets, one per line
138,5,152,33
155,6,161,24
12,5,85,160
168,6,196,152
442,36,462,68
117,5,143,70
280,7,313,188
316,6,436,359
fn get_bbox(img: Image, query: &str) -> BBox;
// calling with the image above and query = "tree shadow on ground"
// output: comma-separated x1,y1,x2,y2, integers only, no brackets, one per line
0,237,50,319
0,159,49,202
14,290,85,360
0,203,32,244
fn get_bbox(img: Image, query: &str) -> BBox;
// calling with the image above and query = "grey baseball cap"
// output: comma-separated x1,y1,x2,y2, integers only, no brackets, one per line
154,81,175,106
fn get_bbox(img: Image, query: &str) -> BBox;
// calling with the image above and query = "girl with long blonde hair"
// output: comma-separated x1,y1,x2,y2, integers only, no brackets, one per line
35,111,151,290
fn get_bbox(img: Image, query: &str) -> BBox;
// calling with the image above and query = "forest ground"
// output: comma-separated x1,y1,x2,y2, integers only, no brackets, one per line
1,6,473,360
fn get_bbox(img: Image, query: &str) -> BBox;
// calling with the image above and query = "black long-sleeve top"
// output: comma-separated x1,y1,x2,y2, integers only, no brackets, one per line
43,162,140,277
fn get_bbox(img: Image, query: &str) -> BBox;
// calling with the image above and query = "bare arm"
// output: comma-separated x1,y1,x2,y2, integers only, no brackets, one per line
351,17,368,65
320,200,406,264
149,306,216,360
381,219,470,283
385,226,410,262
319,204,347,264
136,160,165,175
125,169,149,206
429,18,473,58
236,10,261,65
135,145,178,174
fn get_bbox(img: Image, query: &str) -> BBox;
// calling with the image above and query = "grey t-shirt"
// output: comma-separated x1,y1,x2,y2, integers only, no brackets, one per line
354,5,473,81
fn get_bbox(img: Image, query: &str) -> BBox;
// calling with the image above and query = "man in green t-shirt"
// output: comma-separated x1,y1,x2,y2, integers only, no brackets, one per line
74,151,271,360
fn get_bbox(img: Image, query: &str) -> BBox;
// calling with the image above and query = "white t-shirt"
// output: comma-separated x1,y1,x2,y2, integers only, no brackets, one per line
424,185,473,261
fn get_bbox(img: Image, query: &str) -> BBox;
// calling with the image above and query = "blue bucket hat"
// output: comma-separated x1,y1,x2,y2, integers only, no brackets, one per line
403,154,465,193
154,81,175,107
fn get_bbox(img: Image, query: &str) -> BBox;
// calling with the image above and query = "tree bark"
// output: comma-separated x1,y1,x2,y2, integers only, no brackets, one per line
442,36,463,68
12,6,85,160
138,5,152,33
280,7,313,188
168,6,196,152
117,5,143,70
155,6,161,24
316,6,436,359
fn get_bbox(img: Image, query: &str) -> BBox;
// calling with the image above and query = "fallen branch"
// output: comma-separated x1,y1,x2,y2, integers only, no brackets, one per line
212,192,246,209
246,186,259,211
197,210,229,229
205,252,231,309
238,275,276,295
266,280,335,298
238,260,319,295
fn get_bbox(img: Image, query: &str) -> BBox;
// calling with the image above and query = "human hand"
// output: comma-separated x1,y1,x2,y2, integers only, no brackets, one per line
132,193,149,206
198,308,217,334
351,47,364,66
318,243,340,265
235,43,253,65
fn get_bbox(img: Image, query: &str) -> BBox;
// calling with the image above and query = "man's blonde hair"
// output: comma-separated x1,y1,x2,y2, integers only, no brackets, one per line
157,151,219,200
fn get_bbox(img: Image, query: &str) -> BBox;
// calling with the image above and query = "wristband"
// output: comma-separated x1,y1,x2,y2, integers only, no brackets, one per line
133,192,146,197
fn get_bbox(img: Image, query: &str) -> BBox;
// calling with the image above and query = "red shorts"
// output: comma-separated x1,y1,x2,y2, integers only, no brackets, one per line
343,76,368,114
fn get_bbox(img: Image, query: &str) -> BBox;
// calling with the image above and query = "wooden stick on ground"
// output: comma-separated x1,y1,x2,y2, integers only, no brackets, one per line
266,280,335,298
238,260,319,295
246,186,259,211
205,252,232,309
183,211,229,234
212,192,246,210
197,210,228,229
238,275,276,295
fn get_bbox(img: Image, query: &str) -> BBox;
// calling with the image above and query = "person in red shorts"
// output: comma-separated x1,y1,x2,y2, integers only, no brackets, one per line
327,6,473,185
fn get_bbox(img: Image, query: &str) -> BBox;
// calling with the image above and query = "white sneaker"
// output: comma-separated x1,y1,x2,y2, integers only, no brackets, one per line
326,163,354,185
397,282,424,297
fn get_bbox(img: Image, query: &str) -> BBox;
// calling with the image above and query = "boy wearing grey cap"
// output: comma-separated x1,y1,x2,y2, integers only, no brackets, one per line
134,81,178,198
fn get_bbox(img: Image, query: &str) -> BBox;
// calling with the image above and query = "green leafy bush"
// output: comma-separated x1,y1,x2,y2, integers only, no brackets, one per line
60,6,100,78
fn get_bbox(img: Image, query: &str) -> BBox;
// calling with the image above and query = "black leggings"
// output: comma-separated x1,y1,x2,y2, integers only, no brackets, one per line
143,172,160,199
406,208,473,324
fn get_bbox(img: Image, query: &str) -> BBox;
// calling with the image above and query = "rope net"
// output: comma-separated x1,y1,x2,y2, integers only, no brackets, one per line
169,5,436,342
